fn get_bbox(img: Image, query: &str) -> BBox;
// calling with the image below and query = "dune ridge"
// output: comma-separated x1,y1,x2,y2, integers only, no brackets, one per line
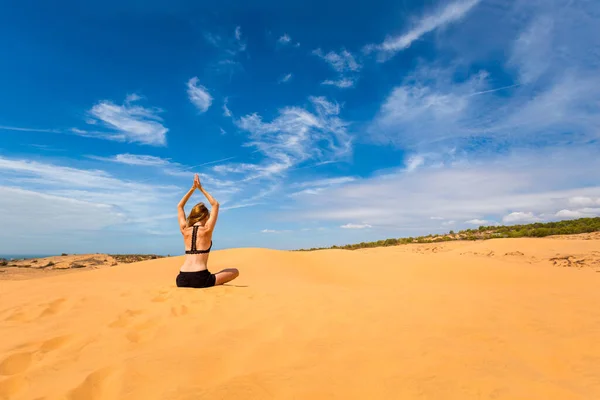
1,235,600,399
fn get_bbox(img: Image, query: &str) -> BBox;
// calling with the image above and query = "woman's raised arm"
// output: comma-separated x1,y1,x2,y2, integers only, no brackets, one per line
197,175,219,232
177,175,199,232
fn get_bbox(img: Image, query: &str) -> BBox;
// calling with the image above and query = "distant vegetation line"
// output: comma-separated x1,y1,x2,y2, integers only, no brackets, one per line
297,217,600,251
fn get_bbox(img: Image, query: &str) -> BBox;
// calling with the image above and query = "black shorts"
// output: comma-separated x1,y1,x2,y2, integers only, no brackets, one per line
176,270,216,288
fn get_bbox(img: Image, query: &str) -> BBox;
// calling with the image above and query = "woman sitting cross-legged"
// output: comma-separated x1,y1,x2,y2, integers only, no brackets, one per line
175,174,239,288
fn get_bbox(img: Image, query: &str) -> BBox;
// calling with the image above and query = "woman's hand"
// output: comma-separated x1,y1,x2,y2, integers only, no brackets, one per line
193,173,202,189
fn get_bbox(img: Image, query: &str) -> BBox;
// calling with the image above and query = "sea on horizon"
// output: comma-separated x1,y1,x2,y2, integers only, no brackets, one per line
0,254,57,260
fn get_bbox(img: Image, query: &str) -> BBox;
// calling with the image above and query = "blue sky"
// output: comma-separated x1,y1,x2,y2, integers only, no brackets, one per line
1,0,600,255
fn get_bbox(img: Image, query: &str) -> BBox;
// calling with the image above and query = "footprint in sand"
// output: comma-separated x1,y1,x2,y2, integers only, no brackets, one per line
108,310,143,328
125,318,161,343
39,298,67,317
0,335,72,377
67,366,120,400
151,289,173,303
0,352,33,375
170,305,189,317
4,298,68,323
0,375,26,400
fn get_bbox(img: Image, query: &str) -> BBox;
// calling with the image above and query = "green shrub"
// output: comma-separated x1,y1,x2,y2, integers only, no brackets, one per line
295,217,600,251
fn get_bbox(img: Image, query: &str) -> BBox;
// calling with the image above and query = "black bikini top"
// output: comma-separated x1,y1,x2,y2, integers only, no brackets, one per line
185,225,213,254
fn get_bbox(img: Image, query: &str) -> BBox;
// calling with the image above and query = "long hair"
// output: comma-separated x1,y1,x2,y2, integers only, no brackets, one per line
187,202,209,227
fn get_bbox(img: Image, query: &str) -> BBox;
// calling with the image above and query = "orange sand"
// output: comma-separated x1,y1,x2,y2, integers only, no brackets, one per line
1,237,599,399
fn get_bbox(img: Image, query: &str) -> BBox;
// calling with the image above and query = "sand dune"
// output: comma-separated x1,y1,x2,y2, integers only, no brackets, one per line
1,236,600,399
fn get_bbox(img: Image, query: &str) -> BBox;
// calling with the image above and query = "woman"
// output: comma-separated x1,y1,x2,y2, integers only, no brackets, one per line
175,174,239,288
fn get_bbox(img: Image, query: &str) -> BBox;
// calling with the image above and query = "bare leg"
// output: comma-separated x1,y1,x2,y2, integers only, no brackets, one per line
214,268,239,285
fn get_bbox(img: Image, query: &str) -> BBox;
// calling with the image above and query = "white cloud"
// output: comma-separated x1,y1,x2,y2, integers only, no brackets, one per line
405,155,425,172
366,0,480,61
465,219,492,226
219,127,227,135
279,73,293,84
568,197,600,207
508,16,554,84
502,211,540,224
313,48,361,89
223,97,232,117
0,186,125,233
293,177,356,189
289,177,356,198
92,153,170,167
289,188,325,197
555,208,600,219
370,66,487,147
87,95,168,146
203,28,246,76
0,125,62,133
231,26,246,53
125,93,143,103
0,155,183,253
321,78,355,88
278,34,291,44
341,223,372,229
234,96,352,179
370,58,600,150
213,163,260,174
187,77,213,113
0,155,177,192
204,32,221,47
313,48,361,73
281,147,600,231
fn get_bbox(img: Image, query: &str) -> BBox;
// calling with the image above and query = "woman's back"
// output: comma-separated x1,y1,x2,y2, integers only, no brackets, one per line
180,224,212,272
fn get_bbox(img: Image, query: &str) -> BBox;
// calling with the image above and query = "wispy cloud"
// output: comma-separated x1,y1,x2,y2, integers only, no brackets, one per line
0,155,179,242
465,219,492,226
293,177,356,189
341,223,372,229
555,208,600,219
285,146,600,232
278,73,293,84
219,127,227,135
228,26,246,54
313,48,360,73
0,125,62,133
204,32,221,47
223,97,232,117
205,26,246,54
187,77,213,113
313,48,361,89
289,177,356,197
86,94,168,146
213,163,260,174
508,16,554,85
0,186,125,235
276,33,300,48
404,155,425,172
278,34,291,44
369,0,600,155
203,26,247,77
321,78,355,89
87,153,240,197
234,96,352,179
89,153,171,167
502,211,540,224
365,0,480,61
